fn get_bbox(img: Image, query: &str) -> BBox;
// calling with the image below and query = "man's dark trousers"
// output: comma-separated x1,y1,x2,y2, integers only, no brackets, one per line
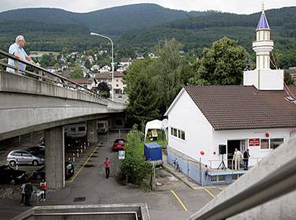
105,167,110,178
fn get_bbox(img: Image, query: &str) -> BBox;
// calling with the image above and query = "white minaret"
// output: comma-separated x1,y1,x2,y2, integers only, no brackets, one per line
253,5,273,69
243,5,284,90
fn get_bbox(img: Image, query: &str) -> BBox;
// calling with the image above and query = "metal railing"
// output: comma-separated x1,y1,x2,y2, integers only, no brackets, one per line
208,157,264,170
0,49,101,99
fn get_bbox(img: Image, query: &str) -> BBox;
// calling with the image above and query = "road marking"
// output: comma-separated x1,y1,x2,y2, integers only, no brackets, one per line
170,190,188,211
67,145,99,183
203,188,216,198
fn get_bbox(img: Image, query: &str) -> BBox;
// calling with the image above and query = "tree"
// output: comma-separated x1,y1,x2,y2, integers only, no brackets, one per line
84,59,92,70
69,64,84,78
284,70,294,85
97,82,110,98
127,73,160,127
40,54,56,67
189,37,247,85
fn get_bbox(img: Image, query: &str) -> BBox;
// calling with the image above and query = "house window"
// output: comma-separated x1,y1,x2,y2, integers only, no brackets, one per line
211,175,226,182
261,139,269,149
173,128,177,137
181,131,185,140
270,138,284,149
170,127,185,140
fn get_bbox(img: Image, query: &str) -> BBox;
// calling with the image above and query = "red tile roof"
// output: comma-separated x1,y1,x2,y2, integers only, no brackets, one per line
185,85,296,130
95,72,111,80
71,78,93,84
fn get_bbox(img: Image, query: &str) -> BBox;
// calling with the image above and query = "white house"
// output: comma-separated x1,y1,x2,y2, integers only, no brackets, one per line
71,78,97,90
100,65,111,73
164,9,296,173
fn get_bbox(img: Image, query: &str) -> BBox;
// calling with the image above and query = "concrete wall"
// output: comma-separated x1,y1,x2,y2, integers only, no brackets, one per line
243,69,284,90
12,204,150,220
187,137,296,220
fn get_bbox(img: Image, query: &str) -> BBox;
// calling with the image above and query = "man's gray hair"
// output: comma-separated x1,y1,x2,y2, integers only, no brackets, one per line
15,35,25,43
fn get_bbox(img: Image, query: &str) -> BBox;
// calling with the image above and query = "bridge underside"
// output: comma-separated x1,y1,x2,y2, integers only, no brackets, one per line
0,71,126,189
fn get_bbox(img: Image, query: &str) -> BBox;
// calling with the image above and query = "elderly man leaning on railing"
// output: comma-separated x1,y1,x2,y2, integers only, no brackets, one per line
6,35,37,74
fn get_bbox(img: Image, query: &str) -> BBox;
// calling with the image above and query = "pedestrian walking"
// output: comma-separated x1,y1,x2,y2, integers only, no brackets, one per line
39,179,47,201
243,149,250,170
104,158,111,178
20,183,26,205
24,181,33,206
233,148,243,170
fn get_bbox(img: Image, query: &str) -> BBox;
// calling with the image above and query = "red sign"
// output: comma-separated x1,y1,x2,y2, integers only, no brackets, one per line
249,138,260,146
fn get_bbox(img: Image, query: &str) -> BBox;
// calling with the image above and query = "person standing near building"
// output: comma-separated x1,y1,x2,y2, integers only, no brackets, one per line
243,149,250,170
20,183,26,205
40,179,47,201
104,158,111,178
24,181,33,206
7,35,34,73
233,148,243,170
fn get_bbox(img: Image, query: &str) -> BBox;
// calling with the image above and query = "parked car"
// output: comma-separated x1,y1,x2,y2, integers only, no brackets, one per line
112,139,126,151
7,150,45,166
0,165,27,185
25,146,45,158
32,162,74,180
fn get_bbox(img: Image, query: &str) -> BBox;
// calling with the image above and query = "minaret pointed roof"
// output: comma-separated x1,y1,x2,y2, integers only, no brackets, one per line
256,11,270,30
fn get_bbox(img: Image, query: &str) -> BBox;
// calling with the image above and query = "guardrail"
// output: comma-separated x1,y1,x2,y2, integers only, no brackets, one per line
0,49,101,99
208,157,264,170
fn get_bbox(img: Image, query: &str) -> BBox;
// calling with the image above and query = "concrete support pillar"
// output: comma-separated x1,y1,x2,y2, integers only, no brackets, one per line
45,126,65,189
87,120,98,144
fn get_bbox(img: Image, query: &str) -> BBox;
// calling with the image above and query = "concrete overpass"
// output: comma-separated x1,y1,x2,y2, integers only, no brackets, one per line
0,50,126,189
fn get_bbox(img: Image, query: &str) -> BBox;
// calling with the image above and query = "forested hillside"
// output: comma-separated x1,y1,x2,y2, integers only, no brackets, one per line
0,4,295,67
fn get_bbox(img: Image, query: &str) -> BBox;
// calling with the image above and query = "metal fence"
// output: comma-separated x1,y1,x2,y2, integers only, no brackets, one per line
208,157,264,170
0,49,101,99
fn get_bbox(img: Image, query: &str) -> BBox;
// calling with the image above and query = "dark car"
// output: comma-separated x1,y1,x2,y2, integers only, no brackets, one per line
112,139,126,151
0,165,27,185
25,146,45,158
32,162,74,180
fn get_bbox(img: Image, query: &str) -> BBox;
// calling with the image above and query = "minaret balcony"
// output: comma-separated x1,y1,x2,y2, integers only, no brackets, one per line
252,40,274,48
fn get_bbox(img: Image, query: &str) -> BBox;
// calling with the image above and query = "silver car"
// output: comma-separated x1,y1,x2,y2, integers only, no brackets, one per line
7,150,45,166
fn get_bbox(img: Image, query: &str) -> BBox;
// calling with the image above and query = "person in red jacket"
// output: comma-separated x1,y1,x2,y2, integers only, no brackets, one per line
104,158,111,178
40,179,47,201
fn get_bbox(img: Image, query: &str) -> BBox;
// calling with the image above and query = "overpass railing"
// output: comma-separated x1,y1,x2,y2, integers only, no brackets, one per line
0,49,101,99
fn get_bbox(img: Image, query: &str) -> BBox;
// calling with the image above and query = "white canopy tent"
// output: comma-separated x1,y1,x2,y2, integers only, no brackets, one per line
144,119,168,139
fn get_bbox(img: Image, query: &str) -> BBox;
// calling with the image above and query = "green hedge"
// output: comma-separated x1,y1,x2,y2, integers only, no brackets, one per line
120,126,152,187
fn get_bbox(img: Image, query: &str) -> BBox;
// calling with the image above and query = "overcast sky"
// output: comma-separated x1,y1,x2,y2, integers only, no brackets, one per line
0,0,295,14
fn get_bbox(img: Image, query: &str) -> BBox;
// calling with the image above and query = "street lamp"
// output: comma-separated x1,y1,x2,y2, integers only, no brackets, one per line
90,32,114,100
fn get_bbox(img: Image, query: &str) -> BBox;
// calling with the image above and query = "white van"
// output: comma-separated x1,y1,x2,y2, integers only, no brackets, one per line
64,123,87,139
97,120,108,134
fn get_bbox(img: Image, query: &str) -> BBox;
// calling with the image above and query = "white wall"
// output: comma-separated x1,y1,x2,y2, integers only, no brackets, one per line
212,128,294,168
243,69,284,90
167,90,214,164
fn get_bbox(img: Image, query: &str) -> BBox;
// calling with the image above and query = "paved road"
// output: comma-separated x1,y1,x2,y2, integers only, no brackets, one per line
0,131,223,220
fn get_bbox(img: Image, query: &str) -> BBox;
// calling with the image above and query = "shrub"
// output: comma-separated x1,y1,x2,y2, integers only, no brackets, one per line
121,125,152,187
